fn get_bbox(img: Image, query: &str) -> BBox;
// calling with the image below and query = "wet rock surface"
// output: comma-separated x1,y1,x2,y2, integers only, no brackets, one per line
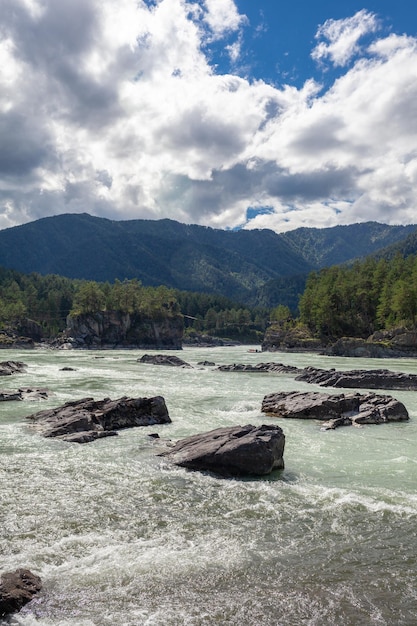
139,354,192,367
26,395,171,443
0,361,26,376
159,423,285,476
0,569,42,617
218,361,417,391
0,387,49,401
218,362,300,374
295,366,417,390
262,390,409,430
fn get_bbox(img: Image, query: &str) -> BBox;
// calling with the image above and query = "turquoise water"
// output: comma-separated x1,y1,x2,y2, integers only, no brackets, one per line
1,346,416,625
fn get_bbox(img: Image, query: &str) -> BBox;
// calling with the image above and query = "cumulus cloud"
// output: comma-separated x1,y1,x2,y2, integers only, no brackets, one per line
0,1,416,233
312,9,379,66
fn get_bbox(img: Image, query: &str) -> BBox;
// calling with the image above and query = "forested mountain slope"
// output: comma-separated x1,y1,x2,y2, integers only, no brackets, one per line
0,213,414,306
282,222,417,267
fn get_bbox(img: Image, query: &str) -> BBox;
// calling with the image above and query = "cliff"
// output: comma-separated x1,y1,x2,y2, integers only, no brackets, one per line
65,311,183,349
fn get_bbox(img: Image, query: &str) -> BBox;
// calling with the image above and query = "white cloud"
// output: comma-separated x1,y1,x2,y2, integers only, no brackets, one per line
203,0,246,39
312,9,379,66
0,1,416,234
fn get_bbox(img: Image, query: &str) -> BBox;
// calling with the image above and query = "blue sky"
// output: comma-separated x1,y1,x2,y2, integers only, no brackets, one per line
210,1,416,85
1,0,417,233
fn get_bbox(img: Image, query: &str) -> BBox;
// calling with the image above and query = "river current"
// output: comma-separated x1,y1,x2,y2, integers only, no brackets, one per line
1,346,416,626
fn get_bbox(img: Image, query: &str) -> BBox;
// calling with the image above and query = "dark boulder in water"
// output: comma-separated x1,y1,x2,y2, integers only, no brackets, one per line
0,361,26,376
159,423,285,477
0,387,49,401
262,390,409,430
0,569,42,617
139,354,192,367
26,395,171,443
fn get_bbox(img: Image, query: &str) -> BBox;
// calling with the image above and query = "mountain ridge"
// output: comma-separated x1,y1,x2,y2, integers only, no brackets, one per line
0,213,415,307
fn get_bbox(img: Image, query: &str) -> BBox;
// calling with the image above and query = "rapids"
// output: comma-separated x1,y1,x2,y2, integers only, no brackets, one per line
1,346,416,625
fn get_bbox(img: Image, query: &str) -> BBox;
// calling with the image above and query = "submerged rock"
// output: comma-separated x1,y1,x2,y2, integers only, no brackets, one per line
262,391,409,430
26,395,171,443
0,387,49,401
139,354,192,367
0,569,42,617
0,361,26,376
159,423,285,477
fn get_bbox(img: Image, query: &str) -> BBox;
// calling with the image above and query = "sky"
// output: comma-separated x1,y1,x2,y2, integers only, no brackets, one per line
0,0,417,233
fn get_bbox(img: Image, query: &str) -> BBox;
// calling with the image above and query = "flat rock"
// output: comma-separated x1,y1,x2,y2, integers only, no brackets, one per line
159,423,285,476
295,366,417,390
0,361,26,376
218,362,300,374
0,569,42,617
26,395,171,443
139,354,192,368
218,361,417,392
262,391,409,429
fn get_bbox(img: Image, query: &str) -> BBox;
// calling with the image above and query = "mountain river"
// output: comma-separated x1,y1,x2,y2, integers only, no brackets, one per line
1,346,416,625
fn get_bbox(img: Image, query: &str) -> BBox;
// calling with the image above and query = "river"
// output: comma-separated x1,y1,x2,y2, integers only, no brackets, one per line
1,346,416,625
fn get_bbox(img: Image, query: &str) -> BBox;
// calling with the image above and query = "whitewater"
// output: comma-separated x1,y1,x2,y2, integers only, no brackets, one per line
1,346,416,625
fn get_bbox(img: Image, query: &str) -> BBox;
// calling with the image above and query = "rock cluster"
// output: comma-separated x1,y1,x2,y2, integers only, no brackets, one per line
26,395,171,443
295,366,417,390
218,362,299,374
0,387,49,401
0,361,26,376
262,391,409,430
218,361,417,391
0,569,42,617
159,423,285,476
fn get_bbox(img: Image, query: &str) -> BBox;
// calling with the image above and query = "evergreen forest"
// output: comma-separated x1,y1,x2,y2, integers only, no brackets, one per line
0,268,270,343
299,254,417,338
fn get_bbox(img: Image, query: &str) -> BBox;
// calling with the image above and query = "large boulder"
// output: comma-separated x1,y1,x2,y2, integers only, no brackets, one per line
262,391,409,430
0,569,42,617
26,395,171,443
159,423,285,477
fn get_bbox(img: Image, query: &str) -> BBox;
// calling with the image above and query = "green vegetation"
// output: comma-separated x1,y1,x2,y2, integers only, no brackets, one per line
299,254,417,339
0,213,414,310
0,268,270,342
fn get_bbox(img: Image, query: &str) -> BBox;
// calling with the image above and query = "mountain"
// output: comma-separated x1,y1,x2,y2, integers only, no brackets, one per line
281,222,417,267
0,213,415,307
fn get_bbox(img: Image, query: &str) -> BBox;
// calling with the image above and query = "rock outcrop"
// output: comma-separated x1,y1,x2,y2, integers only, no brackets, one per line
0,569,42,617
0,387,49,401
159,423,285,476
0,361,26,376
139,354,192,367
262,323,323,352
64,311,183,349
218,361,417,391
26,395,171,443
295,366,417,390
262,391,409,430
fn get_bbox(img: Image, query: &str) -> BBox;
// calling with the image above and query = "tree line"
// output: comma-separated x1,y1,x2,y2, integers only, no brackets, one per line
0,268,271,341
299,254,417,338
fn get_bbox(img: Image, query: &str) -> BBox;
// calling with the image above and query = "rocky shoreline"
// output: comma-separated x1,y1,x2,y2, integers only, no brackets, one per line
262,324,417,358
